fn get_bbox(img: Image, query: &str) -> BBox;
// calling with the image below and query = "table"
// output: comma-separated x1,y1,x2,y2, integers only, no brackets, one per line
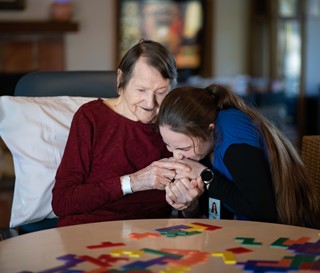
0,218,319,273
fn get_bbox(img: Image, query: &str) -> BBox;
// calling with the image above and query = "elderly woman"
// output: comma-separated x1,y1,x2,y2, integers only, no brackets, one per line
52,40,189,227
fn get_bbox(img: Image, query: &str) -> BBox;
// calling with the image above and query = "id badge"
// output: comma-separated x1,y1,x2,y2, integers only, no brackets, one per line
208,198,220,219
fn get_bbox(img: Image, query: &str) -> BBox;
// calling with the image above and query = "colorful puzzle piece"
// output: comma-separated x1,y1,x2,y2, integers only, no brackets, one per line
283,236,311,246
270,237,311,249
158,228,201,237
235,237,262,246
155,225,191,232
256,257,292,268
129,232,162,239
270,237,290,249
163,250,210,267
239,259,291,272
237,254,320,272
79,254,128,267
212,251,237,264
106,268,154,273
182,223,206,232
288,239,320,255
142,248,183,259
87,241,126,249
190,222,222,231
110,249,144,258
121,256,177,270
287,254,318,268
226,246,252,254
36,254,84,273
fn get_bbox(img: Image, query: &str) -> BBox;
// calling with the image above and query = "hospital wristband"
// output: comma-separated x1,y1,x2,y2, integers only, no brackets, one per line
120,175,133,195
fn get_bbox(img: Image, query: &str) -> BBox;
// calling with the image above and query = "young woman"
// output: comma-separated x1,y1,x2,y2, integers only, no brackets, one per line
158,84,320,228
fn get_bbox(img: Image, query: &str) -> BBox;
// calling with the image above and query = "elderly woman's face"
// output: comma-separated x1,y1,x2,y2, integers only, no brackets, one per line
119,58,170,124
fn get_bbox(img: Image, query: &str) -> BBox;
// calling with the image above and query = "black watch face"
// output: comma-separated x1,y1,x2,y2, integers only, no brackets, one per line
201,169,213,182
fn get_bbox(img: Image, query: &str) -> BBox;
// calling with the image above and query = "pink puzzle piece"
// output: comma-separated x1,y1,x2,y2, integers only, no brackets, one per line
129,232,162,239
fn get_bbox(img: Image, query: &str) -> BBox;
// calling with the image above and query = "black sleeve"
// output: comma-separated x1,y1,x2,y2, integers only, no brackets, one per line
207,143,277,223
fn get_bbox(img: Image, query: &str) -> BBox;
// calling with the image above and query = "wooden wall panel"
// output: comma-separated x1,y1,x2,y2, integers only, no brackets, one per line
38,37,65,70
2,40,34,73
0,36,65,72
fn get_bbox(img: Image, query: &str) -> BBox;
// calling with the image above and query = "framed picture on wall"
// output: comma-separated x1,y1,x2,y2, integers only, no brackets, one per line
0,0,25,10
116,0,213,81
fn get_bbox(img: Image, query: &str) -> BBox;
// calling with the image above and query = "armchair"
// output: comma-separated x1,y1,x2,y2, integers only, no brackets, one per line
301,135,320,197
0,71,118,236
15,70,118,97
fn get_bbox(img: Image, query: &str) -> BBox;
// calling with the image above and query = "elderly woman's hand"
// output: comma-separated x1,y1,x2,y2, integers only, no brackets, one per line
164,157,207,181
165,176,205,209
129,159,191,191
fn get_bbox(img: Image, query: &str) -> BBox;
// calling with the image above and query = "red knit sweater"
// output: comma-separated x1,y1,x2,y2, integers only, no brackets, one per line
52,99,172,227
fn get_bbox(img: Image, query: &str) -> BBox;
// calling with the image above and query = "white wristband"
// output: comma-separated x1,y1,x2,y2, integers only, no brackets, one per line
121,175,133,195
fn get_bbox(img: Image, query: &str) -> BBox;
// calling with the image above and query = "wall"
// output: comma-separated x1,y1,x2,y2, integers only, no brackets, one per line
0,0,115,70
12,2,310,134
305,16,320,96
1,0,318,96
0,0,249,77
214,0,249,77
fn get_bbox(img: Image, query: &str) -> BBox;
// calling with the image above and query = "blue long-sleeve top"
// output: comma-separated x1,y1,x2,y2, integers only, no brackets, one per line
200,108,277,223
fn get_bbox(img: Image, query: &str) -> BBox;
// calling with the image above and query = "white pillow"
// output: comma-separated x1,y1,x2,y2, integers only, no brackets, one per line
0,96,95,228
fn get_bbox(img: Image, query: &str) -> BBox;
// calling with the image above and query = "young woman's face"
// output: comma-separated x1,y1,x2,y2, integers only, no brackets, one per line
159,125,214,160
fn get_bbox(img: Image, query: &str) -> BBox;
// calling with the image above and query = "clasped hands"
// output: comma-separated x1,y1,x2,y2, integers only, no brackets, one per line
162,157,205,211
129,157,205,211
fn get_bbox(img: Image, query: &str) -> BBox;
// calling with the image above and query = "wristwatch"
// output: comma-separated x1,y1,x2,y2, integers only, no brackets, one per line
200,168,214,189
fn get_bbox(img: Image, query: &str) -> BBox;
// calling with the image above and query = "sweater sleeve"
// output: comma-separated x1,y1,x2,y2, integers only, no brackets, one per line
207,143,277,223
52,106,123,216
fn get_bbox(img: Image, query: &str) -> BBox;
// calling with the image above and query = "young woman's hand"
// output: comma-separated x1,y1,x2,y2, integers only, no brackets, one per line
165,176,205,209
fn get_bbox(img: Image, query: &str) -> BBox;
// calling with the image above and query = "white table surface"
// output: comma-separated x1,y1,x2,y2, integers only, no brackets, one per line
0,218,319,273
